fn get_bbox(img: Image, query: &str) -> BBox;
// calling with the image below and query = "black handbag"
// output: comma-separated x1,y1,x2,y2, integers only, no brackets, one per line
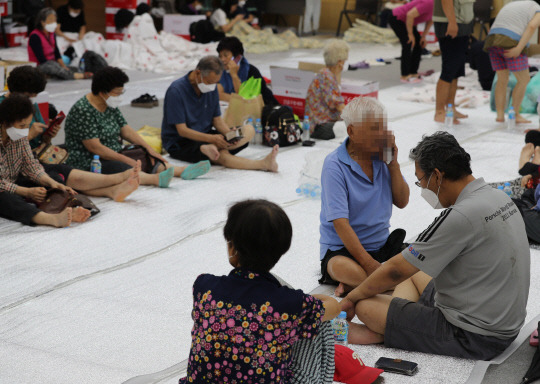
261,105,302,147
119,145,165,174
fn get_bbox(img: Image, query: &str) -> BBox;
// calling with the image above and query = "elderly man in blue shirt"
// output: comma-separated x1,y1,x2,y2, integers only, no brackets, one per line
319,97,410,297
161,56,279,172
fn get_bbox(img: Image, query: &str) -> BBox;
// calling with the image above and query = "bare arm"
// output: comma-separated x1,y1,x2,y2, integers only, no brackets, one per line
333,218,381,275
83,138,137,167
220,14,244,33
441,0,458,37
176,122,230,149
346,253,419,303
312,294,341,322
505,13,540,58
406,7,420,47
120,125,167,163
79,25,86,40
420,20,434,47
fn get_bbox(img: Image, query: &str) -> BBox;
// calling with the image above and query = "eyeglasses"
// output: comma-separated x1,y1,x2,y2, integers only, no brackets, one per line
415,174,427,187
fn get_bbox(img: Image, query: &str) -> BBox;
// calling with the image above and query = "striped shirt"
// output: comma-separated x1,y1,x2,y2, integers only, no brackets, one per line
0,137,46,193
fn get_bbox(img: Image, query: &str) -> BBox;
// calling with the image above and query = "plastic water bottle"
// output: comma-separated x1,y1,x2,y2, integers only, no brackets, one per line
302,115,311,142
254,118,263,145
90,155,101,173
311,185,321,199
333,311,349,346
445,104,454,129
247,117,254,144
296,183,313,197
508,106,516,131
79,58,85,73
503,182,512,197
497,185,504,192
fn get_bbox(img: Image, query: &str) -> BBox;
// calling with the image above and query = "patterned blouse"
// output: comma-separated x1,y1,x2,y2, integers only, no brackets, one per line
304,68,344,126
179,268,325,384
64,95,127,171
0,137,46,193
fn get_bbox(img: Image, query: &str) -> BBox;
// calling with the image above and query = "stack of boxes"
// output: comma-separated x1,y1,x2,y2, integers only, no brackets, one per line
0,0,27,47
105,0,150,40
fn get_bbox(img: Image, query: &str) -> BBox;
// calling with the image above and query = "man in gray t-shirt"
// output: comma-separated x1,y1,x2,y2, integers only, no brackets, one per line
340,131,530,360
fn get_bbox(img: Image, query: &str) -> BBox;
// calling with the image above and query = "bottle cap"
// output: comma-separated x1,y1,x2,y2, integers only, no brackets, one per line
304,115,309,119
504,182,511,186
497,186,504,190
93,155,99,160
256,118,261,122
339,311,347,319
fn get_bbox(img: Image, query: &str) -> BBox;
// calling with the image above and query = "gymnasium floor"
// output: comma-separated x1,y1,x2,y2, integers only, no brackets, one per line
0,42,539,384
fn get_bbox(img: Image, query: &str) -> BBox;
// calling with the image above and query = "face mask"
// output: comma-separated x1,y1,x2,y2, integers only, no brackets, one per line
195,4,203,10
105,94,123,108
6,127,29,141
197,74,216,93
44,22,57,33
238,1,246,6
69,11,80,18
420,173,443,209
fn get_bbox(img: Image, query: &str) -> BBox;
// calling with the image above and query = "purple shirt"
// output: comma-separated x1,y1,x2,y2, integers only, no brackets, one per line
392,0,434,25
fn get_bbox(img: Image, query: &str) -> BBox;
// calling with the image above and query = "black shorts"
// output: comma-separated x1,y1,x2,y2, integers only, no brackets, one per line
385,281,514,360
16,163,74,187
319,228,406,285
167,130,248,163
42,163,74,184
435,24,469,83
100,159,132,175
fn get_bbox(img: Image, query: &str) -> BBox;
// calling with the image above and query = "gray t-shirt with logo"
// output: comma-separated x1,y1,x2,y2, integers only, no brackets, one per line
403,178,530,339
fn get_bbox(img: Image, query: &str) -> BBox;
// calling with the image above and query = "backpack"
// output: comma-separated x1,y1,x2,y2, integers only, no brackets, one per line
261,105,302,147
81,50,109,74
189,19,225,44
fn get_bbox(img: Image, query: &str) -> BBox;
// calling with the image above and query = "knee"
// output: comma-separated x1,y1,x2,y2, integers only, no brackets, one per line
355,299,374,321
327,256,353,276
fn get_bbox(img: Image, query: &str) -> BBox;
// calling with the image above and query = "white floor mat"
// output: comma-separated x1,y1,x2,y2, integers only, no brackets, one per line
1,48,540,384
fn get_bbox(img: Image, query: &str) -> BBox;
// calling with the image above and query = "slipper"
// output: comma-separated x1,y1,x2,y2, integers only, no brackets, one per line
181,160,211,180
158,167,174,188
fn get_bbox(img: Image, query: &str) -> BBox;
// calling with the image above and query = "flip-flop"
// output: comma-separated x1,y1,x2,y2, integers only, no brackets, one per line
181,160,211,180
158,167,174,188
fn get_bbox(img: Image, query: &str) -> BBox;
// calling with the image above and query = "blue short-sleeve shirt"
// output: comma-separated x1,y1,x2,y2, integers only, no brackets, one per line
319,139,394,259
161,72,221,153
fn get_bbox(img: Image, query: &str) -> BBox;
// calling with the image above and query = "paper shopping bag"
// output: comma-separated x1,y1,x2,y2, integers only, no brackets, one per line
223,93,265,127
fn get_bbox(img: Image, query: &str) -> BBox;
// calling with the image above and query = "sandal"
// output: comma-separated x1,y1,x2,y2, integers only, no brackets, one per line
181,160,211,180
131,93,157,108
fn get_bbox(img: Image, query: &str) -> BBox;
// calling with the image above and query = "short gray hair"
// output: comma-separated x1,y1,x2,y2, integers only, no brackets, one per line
341,97,386,127
196,56,224,76
323,39,350,67
36,7,56,30
409,131,472,180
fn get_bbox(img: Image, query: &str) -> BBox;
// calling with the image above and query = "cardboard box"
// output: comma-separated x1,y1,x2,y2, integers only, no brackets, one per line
0,23,28,47
0,60,36,90
163,14,206,40
270,66,379,117
298,62,325,73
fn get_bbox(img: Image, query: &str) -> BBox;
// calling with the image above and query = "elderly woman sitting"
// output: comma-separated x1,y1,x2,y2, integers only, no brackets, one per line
305,39,349,140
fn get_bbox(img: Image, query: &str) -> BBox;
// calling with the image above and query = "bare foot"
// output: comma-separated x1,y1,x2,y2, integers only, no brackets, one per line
112,172,140,202
524,128,540,134
519,143,535,169
517,115,532,124
434,111,445,123
263,145,279,172
454,109,468,119
72,206,91,223
496,117,505,123
452,118,461,125
50,207,73,228
334,283,346,297
347,322,384,345
74,73,85,80
200,144,220,161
